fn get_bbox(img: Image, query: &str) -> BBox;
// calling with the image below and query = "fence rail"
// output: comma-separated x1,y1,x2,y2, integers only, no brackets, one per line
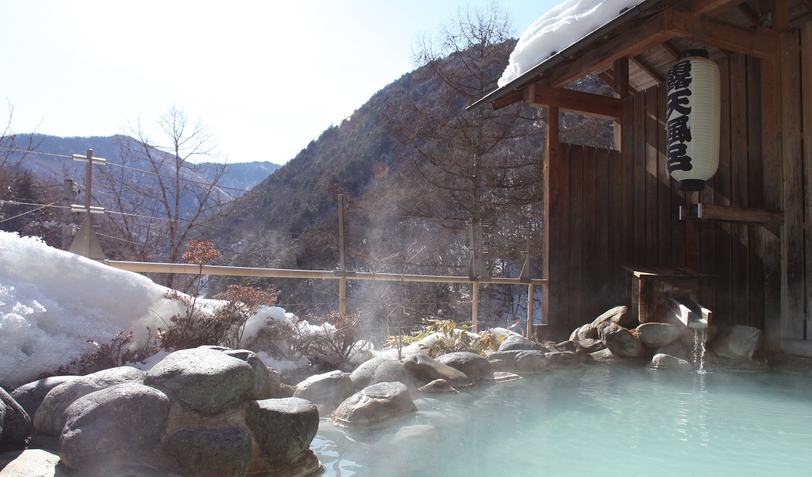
106,260,547,335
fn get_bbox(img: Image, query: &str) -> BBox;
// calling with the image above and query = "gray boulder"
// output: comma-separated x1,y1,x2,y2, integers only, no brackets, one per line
11,375,80,420
222,349,284,399
575,338,605,353
637,323,680,348
403,354,472,387
656,340,692,361
144,347,254,414
246,397,319,467
59,383,170,474
418,379,458,394
601,323,645,358
0,449,70,477
334,382,417,425
487,350,548,373
350,358,413,390
589,348,629,365
34,366,145,436
163,428,252,477
498,334,545,352
593,306,636,333
435,352,492,383
648,353,693,371
293,370,356,413
102,464,180,476
570,324,599,342
0,387,32,445
545,351,581,368
711,325,764,361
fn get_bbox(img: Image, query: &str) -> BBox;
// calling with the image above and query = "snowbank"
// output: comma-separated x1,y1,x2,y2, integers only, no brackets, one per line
499,0,642,87
0,232,185,387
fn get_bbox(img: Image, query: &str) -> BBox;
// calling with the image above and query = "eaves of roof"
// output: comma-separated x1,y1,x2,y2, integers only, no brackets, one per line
466,0,667,111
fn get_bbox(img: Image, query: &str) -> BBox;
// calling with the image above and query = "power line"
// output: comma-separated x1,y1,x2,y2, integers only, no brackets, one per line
0,201,59,224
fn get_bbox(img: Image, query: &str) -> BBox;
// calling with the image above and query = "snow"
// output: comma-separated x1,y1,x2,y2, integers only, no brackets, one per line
498,0,643,87
0,231,517,390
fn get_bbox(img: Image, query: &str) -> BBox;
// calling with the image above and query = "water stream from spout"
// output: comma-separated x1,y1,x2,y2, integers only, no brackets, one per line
692,328,708,374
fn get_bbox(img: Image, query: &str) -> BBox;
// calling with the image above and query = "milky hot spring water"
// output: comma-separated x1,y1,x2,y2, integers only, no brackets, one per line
312,366,812,476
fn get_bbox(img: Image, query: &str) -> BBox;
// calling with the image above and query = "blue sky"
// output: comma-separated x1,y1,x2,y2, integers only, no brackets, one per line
1,0,557,164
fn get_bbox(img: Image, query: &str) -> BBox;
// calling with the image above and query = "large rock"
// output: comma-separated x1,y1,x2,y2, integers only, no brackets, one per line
403,354,472,387
486,350,548,373
498,334,545,352
293,370,356,413
570,324,599,342
59,383,171,474
601,323,645,358
656,340,692,362
350,358,413,390
417,379,458,394
246,397,319,467
333,382,416,425
223,349,284,399
588,348,628,365
545,351,581,368
593,306,636,333
648,353,693,371
163,428,252,477
34,367,145,436
0,449,70,477
11,376,80,420
144,347,254,414
711,325,764,361
636,323,680,348
435,352,492,383
0,387,32,446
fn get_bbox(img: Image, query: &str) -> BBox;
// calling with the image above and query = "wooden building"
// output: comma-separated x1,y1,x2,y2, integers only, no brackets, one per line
470,0,812,356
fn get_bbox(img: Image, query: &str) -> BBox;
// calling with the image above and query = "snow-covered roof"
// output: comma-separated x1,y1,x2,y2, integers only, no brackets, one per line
469,0,664,110
499,0,644,87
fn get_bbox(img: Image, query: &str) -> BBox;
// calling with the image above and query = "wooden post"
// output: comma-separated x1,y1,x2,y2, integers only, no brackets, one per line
526,283,535,338
338,194,347,314
613,58,630,151
61,179,73,250
472,281,479,333
543,106,559,331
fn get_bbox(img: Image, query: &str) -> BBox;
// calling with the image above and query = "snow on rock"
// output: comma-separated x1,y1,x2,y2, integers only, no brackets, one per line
0,232,185,388
499,0,642,87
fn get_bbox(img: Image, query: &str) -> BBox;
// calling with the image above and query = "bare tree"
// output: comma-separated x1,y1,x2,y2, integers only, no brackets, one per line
393,3,545,226
97,106,229,290
1,100,43,192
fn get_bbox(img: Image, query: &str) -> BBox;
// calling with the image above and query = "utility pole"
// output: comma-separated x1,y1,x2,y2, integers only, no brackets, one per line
61,179,74,250
68,149,106,259
334,194,355,314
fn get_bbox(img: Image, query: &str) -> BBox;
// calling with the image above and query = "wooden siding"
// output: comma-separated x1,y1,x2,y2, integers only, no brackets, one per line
547,53,777,333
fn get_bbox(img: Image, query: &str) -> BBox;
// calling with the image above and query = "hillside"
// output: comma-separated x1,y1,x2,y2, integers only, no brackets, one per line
10,134,279,198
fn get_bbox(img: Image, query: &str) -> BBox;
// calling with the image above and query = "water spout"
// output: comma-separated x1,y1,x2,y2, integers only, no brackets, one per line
666,295,711,329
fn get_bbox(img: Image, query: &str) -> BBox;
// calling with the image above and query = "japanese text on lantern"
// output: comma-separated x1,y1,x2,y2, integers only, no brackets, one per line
667,61,693,173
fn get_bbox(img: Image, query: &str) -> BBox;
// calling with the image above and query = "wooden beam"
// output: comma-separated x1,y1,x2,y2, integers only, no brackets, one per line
614,58,630,98
680,203,784,224
548,10,673,88
492,87,527,110
661,40,682,59
736,3,761,27
691,0,744,17
669,9,777,59
631,55,666,84
529,83,623,120
596,71,639,95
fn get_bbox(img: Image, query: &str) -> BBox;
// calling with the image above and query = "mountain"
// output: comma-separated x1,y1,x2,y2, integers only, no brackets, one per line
10,134,279,198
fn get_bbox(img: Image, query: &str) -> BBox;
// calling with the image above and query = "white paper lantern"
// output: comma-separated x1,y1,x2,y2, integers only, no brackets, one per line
666,49,721,192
